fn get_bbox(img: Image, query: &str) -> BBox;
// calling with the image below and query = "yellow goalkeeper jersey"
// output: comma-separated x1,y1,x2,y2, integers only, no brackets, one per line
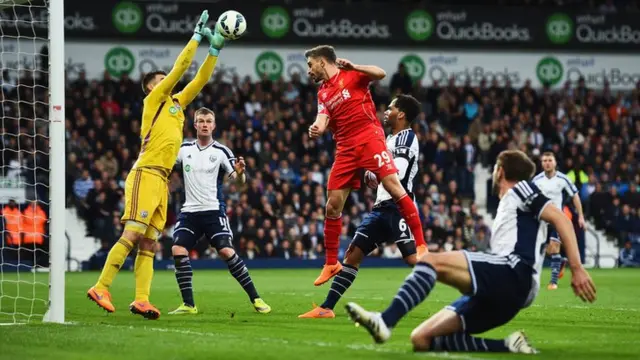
133,39,218,175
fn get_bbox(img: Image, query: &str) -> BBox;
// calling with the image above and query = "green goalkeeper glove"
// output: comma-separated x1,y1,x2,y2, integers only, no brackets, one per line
202,26,226,56
191,10,209,42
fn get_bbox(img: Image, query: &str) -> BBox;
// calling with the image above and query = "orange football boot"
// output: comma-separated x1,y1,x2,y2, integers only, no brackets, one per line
298,303,335,318
314,262,343,286
87,286,115,313
129,301,161,320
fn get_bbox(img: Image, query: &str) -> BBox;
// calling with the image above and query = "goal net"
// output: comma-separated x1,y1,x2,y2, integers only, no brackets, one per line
0,0,65,324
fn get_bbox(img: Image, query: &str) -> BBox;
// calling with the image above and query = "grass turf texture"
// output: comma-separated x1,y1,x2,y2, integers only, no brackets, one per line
1,268,638,359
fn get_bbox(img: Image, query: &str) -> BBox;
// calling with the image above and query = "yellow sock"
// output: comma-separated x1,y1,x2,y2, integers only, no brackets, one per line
95,238,134,291
134,249,155,302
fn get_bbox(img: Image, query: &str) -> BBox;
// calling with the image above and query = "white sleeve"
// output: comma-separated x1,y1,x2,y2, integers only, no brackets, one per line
220,148,236,177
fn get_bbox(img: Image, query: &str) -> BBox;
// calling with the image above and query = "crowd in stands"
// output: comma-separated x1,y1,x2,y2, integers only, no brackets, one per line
1,47,640,266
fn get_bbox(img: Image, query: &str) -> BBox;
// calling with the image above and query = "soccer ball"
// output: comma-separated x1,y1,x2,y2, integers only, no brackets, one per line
216,10,247,40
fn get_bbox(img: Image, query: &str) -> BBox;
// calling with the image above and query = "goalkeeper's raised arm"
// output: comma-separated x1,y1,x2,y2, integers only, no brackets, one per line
174,26,226,106
145,10,211,99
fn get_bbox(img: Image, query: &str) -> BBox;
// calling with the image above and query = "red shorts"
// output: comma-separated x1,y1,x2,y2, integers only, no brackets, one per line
327,135,398,191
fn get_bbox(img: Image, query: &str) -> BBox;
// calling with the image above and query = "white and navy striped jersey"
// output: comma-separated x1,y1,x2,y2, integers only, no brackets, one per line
374,129,419,207
491,181,552,299
532,171,578,210
176,141,236,213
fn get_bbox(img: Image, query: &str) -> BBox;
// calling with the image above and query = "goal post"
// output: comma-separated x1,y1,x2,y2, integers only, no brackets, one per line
0,0,65,324
44,0,66,324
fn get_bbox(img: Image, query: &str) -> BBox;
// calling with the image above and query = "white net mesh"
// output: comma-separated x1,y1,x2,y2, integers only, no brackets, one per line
0,0,50,324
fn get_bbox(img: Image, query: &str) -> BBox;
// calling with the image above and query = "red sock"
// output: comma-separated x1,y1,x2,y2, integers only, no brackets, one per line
323,215,342,265
395,194,426,248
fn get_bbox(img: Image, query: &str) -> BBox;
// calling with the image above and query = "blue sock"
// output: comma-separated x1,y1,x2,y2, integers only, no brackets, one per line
430,333,509,352
321,264,358,310
226,253,260,301
381,262,436,328
174,255,194,307
550,253,562,285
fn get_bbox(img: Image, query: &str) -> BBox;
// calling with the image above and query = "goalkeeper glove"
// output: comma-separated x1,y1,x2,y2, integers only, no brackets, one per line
202,26,226,57
192,10,209,42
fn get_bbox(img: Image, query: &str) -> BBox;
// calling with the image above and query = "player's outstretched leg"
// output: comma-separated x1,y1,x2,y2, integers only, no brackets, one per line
547,239,563,289
300,245,362,318
129,237,161,320
169,245,198,315
346,251,469,343
380,174,427,256
408,309,537,354
87,231,139,313
218,247,271,314
315,188,350,286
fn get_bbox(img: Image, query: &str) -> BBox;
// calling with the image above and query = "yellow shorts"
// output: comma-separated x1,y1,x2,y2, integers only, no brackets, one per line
121,168,169,238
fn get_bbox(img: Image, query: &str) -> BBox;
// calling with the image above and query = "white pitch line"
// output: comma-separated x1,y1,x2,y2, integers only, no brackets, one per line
97,323,491,359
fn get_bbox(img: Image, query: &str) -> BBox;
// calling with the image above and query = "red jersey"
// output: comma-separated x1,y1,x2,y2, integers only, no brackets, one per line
316,69,383,150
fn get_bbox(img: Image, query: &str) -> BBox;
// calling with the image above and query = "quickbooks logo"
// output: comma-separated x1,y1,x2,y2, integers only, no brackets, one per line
261,6,290,38
405,10,433,41
105,47,135,77
400,54,425,81
255,51,284,81
536,57,563,86
113,1,143,34
546,13,573,44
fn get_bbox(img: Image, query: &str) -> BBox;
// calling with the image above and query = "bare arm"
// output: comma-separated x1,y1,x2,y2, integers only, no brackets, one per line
540,204,580,270
540,203,597,302
572,194,585,228
308,114,330,139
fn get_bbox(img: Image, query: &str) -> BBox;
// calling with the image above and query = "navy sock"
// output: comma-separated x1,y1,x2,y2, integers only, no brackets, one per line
430,333,509,352
381,262,436,328
174,255,195,307
226,253,259,301
321,264,358,310
550,253,562,285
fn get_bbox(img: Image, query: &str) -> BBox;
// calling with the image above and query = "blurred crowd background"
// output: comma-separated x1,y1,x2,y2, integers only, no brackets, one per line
0,0,639,268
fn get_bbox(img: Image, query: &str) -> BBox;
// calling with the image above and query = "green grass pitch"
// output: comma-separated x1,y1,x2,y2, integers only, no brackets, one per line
1,268,639,359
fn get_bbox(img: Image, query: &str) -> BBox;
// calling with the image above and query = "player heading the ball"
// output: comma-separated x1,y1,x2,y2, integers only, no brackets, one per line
305,45,427,287
300,94,423,319
87,10,230,320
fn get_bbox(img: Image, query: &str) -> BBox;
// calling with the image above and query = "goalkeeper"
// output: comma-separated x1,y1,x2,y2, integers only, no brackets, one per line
87,10,227,320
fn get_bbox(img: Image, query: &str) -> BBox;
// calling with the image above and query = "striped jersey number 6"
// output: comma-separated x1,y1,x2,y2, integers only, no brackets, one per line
374,151,392,168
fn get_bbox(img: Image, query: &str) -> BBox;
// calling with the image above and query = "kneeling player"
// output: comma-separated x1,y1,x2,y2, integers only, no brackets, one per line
169,108,271,315
346,150,596,354
299,95,421,318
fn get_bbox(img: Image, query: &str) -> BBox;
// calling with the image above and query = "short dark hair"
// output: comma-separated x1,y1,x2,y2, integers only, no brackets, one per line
394,94,421,124
194,107,215,120
497,150,536,182
304,45,337,63
541,151,555,159
141,70,166,94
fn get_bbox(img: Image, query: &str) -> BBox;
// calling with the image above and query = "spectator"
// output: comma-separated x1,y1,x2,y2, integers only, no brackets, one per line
618,241,639,267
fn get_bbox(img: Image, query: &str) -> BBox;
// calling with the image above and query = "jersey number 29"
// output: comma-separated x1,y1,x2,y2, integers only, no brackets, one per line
374,151,392,168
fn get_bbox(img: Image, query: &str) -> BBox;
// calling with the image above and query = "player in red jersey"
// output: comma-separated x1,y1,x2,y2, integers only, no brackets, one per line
305,45,427,286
